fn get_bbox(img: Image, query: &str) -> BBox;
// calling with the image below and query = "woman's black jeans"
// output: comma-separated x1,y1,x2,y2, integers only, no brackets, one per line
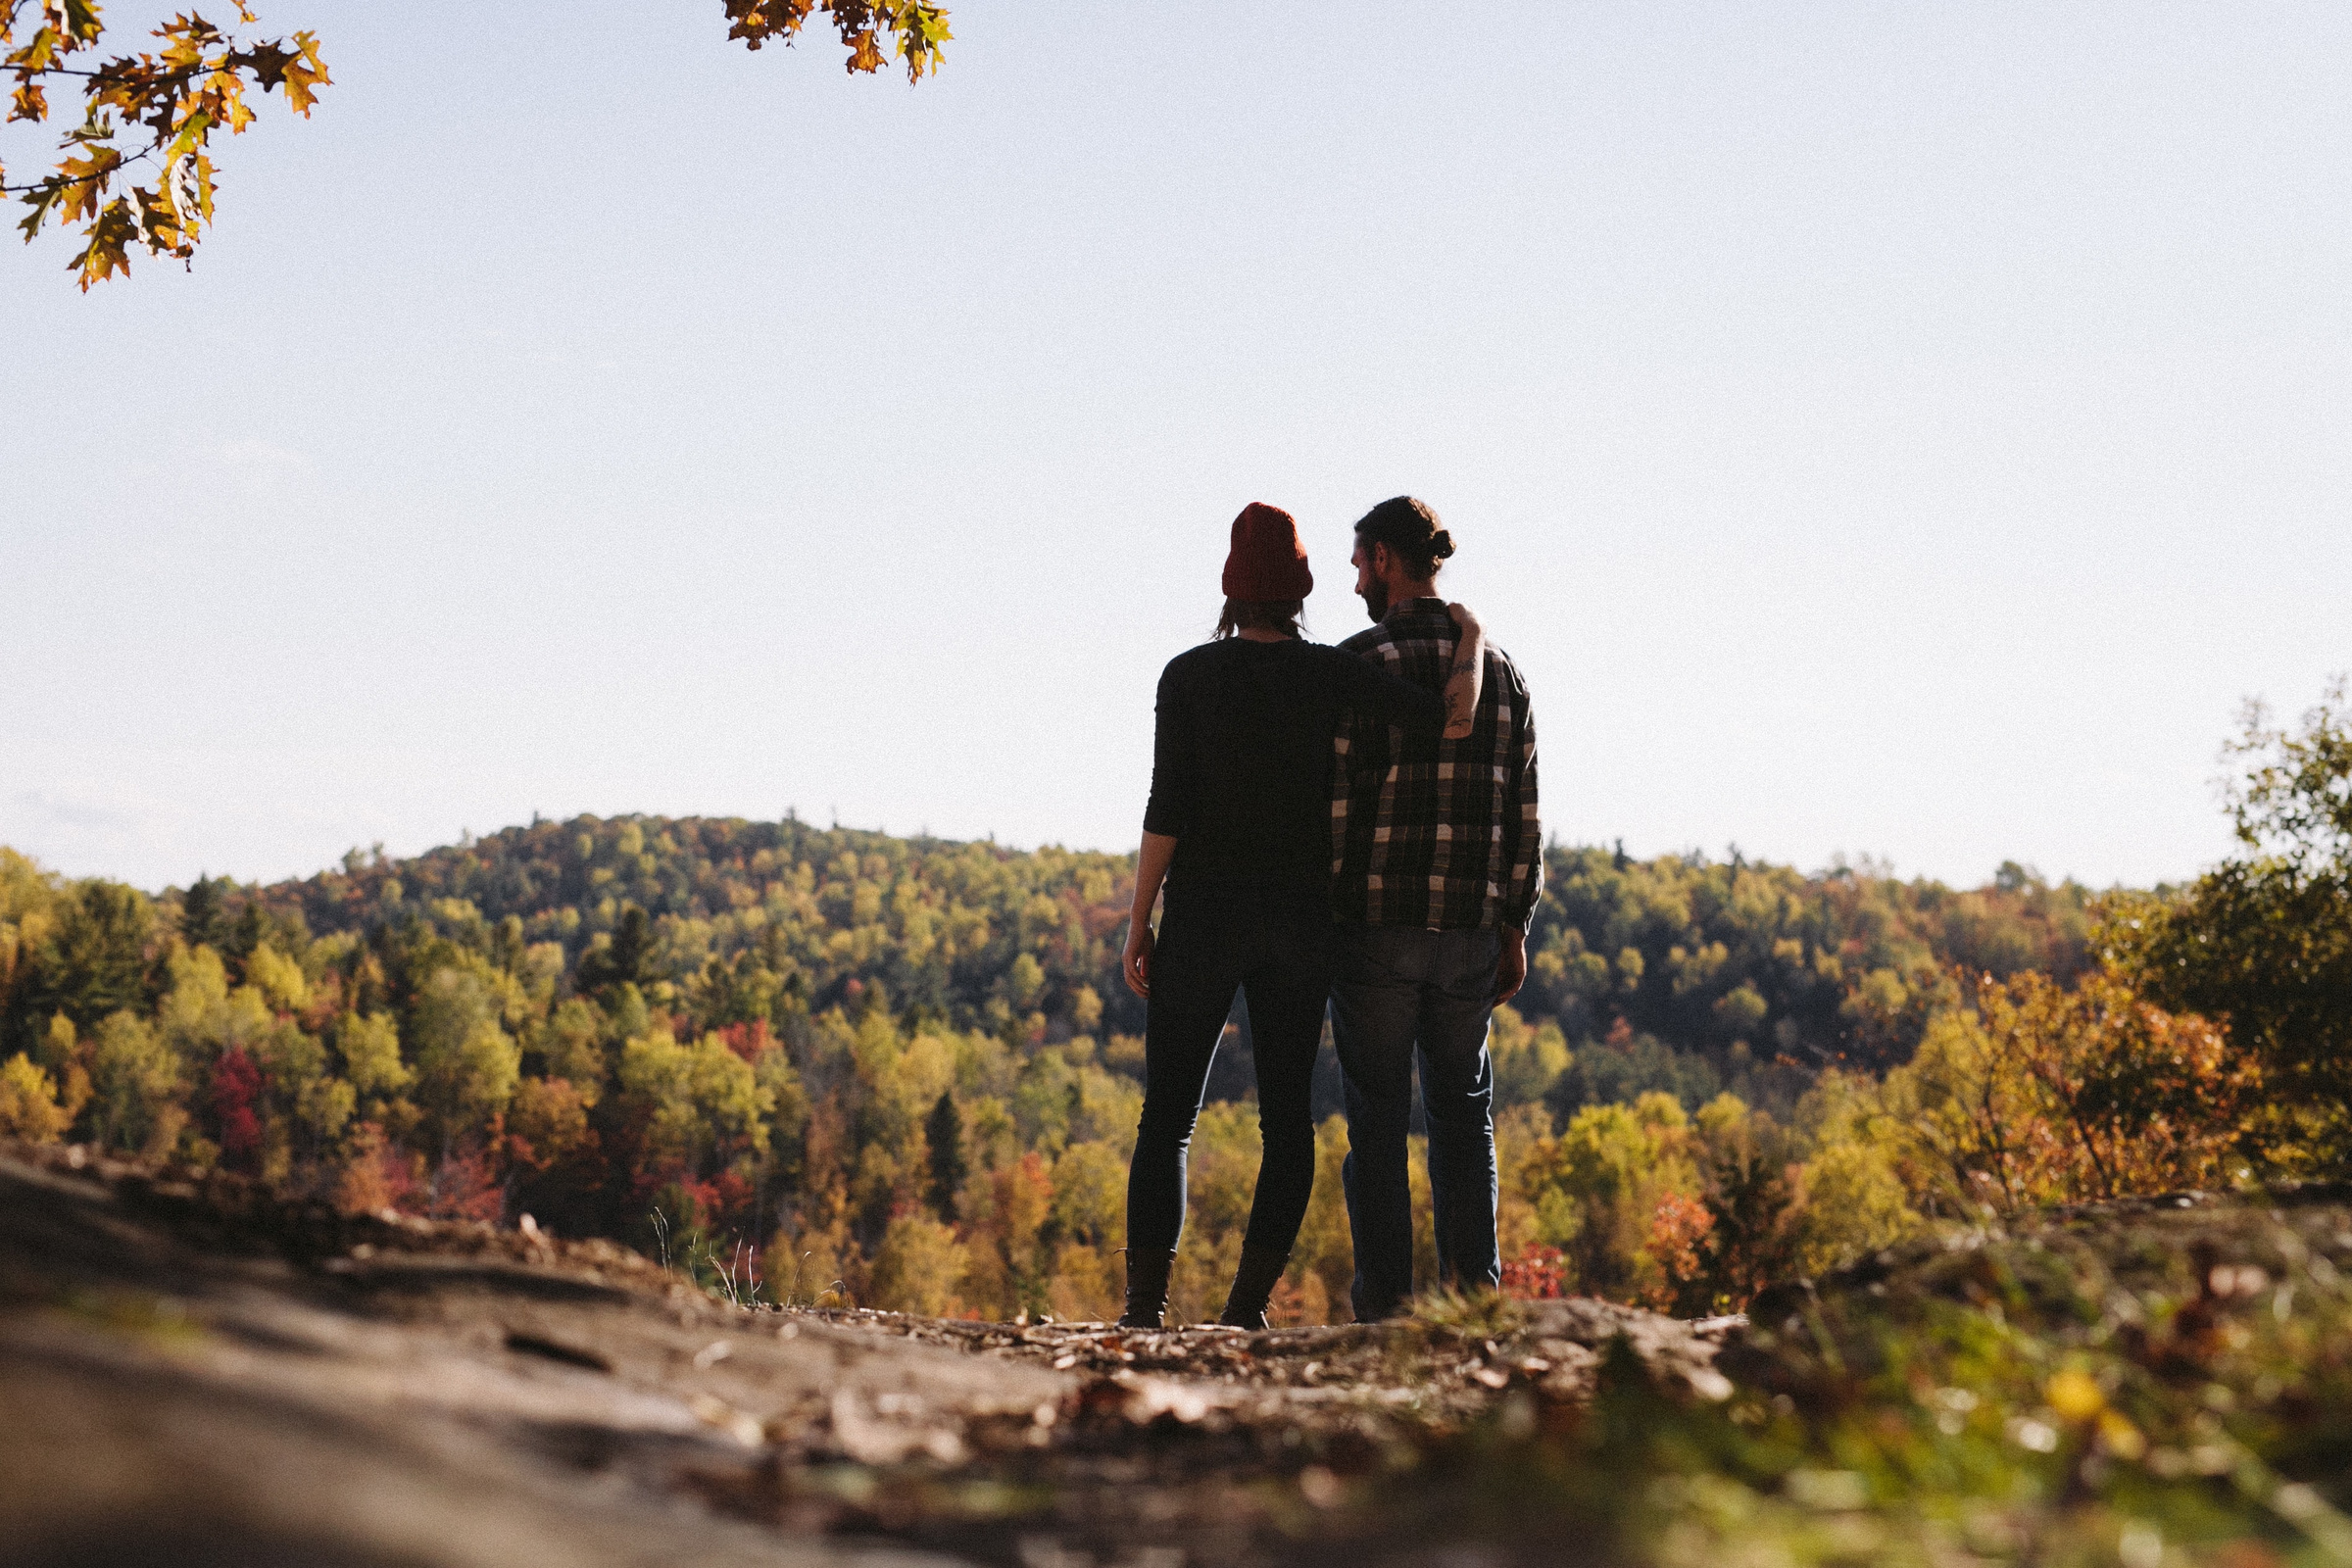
1125,888,1334,1259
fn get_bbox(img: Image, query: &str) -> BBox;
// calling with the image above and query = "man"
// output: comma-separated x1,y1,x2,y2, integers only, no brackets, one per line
1330,496,1542,1320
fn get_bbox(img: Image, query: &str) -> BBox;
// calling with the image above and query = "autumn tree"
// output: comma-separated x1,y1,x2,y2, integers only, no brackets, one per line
87,1009,183,1155
406,965,519,1154
6,1,949,287
2119,678,2352,1170
1882,968,2249,1213
0,1051,69,1143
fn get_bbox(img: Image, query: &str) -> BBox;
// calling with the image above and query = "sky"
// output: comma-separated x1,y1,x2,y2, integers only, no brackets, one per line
3,2,2347,895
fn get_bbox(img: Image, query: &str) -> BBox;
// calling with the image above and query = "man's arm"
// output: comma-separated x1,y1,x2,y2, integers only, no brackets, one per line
1329,612,1482,737
1442,604,1486,739
1494,671,1543,1003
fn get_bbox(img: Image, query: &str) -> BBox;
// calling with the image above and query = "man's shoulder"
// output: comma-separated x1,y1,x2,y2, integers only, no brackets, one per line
1484,638,1533,698
1336,624,1394,659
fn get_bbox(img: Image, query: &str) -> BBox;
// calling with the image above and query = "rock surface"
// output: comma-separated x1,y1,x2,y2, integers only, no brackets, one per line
0,1143,1735,1568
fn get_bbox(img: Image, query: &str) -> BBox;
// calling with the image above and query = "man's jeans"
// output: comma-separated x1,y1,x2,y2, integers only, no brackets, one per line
1331,924,1501,1320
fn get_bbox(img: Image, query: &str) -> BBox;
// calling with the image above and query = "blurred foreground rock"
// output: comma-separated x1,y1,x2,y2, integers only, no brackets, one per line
0,1142,1738,1568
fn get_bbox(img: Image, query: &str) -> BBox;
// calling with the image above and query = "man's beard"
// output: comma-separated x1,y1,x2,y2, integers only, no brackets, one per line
1360,580,1389,622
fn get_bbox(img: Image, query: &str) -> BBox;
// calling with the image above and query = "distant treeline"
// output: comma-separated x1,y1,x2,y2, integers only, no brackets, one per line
265,819,2101,1118
270,817,2092,1080
0,817,2135,1319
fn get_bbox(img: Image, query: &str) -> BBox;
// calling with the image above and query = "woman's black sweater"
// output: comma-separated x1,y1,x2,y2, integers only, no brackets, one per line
1143,636,1446,905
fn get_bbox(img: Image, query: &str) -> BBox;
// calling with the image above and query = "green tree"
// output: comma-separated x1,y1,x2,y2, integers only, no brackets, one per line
246,942,311,1013
615,1027,771,1182
13,880,153,1045
335,1011,412,1101
155,943,271,1061
532,998,609,1103
407,966,520,1149
1489,1004,1570,1109
867,1212,965,1315
87,1009,181,1155
2123,678,2352,1169
1523,1092,1704,1302
1048,1139,1125,1250
180,875,228,949
924,1089,965,1221
575,906,656,998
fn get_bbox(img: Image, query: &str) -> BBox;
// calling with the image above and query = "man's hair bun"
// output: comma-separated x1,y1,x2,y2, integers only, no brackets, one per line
1353,496,1455,581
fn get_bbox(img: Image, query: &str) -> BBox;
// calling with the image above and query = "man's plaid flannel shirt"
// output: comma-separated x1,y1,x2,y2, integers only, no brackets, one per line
1331,598,1543,931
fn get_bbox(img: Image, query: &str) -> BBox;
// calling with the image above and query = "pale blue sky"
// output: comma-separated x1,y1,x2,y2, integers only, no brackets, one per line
3,2,2346,892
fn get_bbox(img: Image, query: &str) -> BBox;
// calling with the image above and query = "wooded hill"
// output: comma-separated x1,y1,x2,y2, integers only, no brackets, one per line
266,815,2099,1096
0,818,2117,1323
27,659,2350,1328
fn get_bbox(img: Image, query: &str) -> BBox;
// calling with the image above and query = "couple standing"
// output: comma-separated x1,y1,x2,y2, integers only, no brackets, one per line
1117,497,1542,1328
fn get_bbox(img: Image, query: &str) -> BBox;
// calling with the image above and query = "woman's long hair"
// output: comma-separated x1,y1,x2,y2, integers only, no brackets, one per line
1214,598,1305,640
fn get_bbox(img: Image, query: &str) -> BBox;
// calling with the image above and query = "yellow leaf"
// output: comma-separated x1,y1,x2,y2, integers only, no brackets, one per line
74,195,137,290
2045,1368,2105,1424
2098,1408,2146,1461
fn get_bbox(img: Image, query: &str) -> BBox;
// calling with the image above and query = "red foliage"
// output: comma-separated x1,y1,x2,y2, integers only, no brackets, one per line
1640,1191,1716,1309
1266,1272,1311,1326
504,1077,598,1178
706,1168,756,1226
425,1146,506,1223
211,1048,264,1168
716,1019,777,1061
1501,1244,1566,1300
644,1172,707,1223
335,1121,419,1216
651,1169,757,1233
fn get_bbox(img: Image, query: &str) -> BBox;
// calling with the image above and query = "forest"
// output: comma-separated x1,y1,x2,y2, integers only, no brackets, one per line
1,681,2344,1325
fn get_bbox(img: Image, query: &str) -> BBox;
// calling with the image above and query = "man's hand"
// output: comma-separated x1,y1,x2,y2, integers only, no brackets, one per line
1123,921,1155,1000
1494,927,1528,1005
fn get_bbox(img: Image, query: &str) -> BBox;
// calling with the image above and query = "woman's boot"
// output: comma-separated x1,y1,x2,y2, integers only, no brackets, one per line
1218,1245,1291,1329
1119,1249,1177,1329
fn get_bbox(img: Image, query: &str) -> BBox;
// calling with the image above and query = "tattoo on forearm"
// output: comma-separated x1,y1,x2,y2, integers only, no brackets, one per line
1444,636,1480,729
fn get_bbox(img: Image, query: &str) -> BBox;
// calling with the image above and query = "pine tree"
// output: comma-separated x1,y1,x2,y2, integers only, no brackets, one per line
577,906,655,997
181,874,226,949
926,1091,965,1222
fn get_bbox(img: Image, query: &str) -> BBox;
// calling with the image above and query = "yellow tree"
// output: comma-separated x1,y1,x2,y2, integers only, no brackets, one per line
1883,966,2250,1213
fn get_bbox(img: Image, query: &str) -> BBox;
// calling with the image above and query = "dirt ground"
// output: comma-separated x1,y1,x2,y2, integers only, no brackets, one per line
0,1144,1739,1568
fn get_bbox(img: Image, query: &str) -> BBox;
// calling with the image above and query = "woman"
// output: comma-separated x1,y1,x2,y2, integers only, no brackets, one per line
1118,502,1484,1329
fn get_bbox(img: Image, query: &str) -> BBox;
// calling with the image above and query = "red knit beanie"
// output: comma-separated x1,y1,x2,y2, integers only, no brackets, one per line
1221,502,1313,601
